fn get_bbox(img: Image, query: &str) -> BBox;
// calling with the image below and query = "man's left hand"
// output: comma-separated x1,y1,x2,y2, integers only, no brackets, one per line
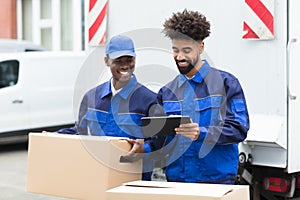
175,123,200,140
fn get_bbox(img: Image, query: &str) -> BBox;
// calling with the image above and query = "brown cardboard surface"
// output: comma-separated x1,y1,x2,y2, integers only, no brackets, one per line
27,133,142,200
106,180,250,200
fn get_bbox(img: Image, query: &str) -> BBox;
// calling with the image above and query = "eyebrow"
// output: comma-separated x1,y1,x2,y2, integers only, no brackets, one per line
172,47,192,51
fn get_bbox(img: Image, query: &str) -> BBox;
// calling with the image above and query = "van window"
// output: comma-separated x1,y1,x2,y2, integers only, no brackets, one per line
25,49,44,52
0,60,19,89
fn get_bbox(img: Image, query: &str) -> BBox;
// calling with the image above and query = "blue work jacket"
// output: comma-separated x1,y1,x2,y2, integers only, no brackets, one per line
58,75,157,139
155,60,250,184
57,75,159,180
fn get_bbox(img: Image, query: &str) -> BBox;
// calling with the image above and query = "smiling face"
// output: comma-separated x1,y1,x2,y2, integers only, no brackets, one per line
105,56,136,90
172,38,204,78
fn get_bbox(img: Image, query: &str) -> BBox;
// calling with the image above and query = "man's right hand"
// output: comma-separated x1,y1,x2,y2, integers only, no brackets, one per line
120,139,144,162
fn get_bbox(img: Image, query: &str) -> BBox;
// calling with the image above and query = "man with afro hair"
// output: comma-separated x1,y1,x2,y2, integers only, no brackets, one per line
153,9,250,184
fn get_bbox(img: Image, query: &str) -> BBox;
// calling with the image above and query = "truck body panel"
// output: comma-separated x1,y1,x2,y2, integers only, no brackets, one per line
288,0,300,174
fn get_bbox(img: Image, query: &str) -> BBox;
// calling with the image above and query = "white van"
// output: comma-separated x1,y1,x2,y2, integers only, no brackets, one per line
0,51,85,144
0,39,46,53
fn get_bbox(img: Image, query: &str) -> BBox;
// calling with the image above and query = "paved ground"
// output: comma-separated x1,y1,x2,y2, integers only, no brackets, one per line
0,143,68,200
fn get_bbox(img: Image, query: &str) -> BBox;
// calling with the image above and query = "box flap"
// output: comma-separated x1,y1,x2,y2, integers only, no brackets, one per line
108,180,248,198
30,132,128,141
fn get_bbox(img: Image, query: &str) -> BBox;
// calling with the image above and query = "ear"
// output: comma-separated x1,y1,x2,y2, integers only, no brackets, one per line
104,56,109,67
199,41,204,53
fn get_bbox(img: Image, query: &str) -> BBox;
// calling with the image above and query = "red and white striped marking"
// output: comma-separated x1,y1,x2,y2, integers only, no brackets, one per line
243,0,274,39
88,0,108,46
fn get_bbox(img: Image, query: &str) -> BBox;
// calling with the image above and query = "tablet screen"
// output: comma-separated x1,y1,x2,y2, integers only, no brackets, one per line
141,116,191,137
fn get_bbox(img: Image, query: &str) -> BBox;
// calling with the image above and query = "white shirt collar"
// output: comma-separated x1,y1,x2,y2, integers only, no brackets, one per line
185,74,195,80
110,78,122,96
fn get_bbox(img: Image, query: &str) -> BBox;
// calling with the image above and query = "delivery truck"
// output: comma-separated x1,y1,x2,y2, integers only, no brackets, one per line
0,51,85,144
84,0,300,199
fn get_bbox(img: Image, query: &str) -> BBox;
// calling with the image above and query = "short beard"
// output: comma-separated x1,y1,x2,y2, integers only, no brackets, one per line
176,60,195,74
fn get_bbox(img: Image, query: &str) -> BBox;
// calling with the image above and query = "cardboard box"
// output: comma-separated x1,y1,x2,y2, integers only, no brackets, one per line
106,180,250,200
27,133,142,200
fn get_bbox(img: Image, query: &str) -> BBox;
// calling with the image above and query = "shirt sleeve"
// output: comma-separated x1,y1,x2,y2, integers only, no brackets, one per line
57,125,78,134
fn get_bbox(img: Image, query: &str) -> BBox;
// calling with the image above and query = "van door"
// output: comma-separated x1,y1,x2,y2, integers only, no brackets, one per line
287,0,300,173
0,59,30,141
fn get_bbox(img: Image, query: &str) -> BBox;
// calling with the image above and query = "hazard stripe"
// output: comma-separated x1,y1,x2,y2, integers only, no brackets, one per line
243,22,259,39
243,0,274,39
89,15,107,45
99,31,106,45
243,4,274,39
260,0,274,15
88,0,107,28
88,0,108,42
246,0,274,34
89,0,97,11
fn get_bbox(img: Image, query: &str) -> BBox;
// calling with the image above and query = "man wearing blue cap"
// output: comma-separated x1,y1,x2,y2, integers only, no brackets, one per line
57,35,160,180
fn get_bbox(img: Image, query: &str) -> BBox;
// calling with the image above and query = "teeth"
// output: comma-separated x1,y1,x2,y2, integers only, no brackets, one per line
120,71,128,75
179,62,188,66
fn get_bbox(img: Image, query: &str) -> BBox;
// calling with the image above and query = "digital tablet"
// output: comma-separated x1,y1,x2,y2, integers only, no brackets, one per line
141,116,191,137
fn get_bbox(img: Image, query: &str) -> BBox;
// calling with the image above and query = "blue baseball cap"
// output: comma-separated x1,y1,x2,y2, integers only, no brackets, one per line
105,35,136,59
